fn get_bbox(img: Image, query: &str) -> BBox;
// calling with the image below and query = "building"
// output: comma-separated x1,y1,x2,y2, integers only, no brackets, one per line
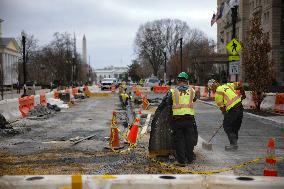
94,66,128,83
0,19,21,86
217,0,284,85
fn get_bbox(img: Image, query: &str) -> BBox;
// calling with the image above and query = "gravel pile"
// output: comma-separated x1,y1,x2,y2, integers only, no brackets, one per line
28,104,60,119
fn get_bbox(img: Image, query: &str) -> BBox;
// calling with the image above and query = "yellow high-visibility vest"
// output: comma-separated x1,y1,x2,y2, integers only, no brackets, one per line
215,83,241,111
171,88,195,116
121,93,129,103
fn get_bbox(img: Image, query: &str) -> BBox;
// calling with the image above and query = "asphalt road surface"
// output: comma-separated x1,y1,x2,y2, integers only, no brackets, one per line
0,94,283,176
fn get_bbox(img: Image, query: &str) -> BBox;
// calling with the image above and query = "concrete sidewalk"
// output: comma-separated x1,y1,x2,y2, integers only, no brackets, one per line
198,99,284,126
0,89,50,101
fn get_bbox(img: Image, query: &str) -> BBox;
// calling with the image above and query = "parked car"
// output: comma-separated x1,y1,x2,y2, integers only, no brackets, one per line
143,78,159,88
101,78,118,90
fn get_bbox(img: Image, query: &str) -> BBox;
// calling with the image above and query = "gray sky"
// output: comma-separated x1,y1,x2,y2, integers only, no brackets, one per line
0,0,217,69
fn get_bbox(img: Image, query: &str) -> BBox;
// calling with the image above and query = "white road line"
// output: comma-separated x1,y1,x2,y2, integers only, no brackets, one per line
141,114,151,134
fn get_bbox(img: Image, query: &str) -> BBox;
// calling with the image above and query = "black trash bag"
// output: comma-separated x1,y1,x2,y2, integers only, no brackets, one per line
148,105,174,157
0,114,8,129
54,105,61,112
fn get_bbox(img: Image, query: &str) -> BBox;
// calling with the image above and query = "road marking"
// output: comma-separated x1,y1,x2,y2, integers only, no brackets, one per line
141,114,151,134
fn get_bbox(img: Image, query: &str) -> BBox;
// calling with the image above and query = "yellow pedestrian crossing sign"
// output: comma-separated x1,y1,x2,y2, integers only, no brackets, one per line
226,38,242,55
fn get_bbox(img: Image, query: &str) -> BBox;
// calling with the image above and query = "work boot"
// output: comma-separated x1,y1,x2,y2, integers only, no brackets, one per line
225,145,238,151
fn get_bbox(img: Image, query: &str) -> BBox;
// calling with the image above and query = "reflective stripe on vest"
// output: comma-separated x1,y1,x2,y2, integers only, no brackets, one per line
216,85,241,110
171,88,195,116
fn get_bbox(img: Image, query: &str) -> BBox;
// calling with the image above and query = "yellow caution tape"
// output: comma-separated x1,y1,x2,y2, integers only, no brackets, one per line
94,175,117,179
71,174,82,189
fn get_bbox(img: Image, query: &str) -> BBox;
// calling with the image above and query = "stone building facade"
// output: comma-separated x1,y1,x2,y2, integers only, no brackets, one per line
217,0,284,85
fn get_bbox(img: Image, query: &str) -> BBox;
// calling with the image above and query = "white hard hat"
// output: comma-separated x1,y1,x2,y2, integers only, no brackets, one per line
207,79,217,89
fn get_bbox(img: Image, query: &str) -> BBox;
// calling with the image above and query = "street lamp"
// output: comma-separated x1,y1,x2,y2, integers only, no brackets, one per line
179,38,183,72
163,51,167,85
21,31,27,96
71,53,75,85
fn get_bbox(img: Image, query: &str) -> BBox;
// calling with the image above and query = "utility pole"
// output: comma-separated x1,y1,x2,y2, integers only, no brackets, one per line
180,38,183,72
163,51,167,85
21,32,27,96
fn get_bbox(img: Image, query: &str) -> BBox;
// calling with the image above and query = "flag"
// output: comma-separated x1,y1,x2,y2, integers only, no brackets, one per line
216,2,224,23
229,0,240,8
211,13,216,26
222,2,231,18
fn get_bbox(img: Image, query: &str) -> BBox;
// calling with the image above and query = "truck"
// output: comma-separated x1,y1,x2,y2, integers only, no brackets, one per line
100,78,118,90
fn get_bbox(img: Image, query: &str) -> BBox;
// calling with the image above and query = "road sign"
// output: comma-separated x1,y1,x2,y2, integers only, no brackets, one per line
226,38,242,55
229,61,240,75
229,55,240,61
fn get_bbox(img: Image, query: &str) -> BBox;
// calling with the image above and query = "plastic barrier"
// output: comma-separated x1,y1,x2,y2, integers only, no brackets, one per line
18,96,35,117
260,93,276,111
0,175,284,189
72,87,79,96
153,86,170,93
53,90,60,99
275,93,284,114
40,91,47,106
0,98,21,122
242,91,255,109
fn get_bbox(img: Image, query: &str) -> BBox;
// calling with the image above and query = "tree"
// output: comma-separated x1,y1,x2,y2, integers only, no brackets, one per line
127,61,142,82
134,19,190,76
242,16,274,110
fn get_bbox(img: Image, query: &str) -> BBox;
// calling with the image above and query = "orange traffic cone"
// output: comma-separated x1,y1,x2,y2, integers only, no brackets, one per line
106,111,123,150
111,84,116,92
263,138,278,176
127,118,140,145
142,95,149,110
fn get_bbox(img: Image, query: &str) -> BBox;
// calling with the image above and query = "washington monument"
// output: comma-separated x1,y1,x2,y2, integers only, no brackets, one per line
82,35,87,64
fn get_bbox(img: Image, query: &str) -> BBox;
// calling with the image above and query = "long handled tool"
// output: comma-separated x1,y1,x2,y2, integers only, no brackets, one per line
202,124,223,151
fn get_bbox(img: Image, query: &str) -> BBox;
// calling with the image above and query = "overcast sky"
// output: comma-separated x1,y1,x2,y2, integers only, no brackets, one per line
0,0,217,69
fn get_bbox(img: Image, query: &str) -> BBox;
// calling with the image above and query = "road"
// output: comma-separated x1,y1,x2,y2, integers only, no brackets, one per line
0,93,283,176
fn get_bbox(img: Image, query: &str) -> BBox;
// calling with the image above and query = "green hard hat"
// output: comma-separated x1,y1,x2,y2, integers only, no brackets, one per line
177,72,189,80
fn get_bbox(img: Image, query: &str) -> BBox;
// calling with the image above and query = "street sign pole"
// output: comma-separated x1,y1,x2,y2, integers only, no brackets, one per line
231,5,238,82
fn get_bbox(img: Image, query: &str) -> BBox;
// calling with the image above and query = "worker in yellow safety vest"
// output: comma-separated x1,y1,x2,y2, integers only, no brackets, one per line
120,89,130,108
208,79,246,151
155,72,198,166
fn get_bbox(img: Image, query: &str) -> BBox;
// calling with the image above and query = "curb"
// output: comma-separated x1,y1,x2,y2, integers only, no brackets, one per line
198,99,284,126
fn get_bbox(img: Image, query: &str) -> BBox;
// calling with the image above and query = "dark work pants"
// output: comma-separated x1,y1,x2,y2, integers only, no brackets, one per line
171,118,196,164
223,103,243,145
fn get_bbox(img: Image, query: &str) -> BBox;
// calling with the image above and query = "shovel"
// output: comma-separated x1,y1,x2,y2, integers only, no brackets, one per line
202,124,223,151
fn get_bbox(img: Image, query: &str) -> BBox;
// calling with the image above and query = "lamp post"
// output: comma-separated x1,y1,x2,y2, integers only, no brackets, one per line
179,38,183,72
71,53,75,85
21,31,27,96
163,51,167,85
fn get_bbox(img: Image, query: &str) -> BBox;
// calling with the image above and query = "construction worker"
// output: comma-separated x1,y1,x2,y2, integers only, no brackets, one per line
155,72,197,166
120,89,130,108
207,79,246,151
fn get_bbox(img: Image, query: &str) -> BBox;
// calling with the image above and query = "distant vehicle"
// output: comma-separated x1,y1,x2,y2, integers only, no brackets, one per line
101,78,118,90
144,78,159,88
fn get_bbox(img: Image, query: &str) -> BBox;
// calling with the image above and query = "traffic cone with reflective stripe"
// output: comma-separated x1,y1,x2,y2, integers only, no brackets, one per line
263,138,278,176
107,111,123,150
127,118,140,145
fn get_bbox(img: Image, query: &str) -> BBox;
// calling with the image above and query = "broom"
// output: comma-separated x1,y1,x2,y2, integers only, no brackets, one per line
202,124,223,151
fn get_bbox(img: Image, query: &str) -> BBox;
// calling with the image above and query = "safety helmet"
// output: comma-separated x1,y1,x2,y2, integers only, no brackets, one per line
177,72,189,80
207,79,217,90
